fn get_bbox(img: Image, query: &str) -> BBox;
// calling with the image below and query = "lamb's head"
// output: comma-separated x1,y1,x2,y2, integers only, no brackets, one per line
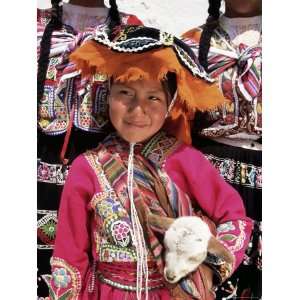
147,213,235,284
163,216,211,283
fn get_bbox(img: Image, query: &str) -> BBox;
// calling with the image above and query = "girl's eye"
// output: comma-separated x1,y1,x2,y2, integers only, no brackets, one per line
149,96,161,101
119,89,134,97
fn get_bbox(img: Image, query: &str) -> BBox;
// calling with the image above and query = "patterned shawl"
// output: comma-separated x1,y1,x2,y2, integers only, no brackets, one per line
90,131,213,299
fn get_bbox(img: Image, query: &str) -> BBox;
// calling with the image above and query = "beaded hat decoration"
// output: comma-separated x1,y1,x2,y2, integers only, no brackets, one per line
70,25,225,144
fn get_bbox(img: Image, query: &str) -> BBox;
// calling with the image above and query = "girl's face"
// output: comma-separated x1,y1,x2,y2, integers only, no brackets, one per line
108,79,169,143
225,0,262,17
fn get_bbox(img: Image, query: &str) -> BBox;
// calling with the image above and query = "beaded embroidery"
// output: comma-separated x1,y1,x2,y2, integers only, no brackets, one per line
99,243,137,262
38,30,109,136
205,154,262,189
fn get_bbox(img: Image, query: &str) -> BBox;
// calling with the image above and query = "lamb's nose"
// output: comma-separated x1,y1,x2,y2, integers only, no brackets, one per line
165,270,176,282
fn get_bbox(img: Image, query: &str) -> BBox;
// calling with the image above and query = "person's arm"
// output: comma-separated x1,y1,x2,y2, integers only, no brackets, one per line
46,155,97,300
165,145,253,285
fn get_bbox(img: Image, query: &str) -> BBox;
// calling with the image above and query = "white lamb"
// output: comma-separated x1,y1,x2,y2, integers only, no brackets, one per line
148,213,234,284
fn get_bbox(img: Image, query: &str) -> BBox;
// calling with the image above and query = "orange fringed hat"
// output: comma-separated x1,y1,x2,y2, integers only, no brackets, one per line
70,25,225,144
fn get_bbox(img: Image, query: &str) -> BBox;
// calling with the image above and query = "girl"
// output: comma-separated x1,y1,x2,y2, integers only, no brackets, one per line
37,1,142,298
47,24,253,300
182,0,262,298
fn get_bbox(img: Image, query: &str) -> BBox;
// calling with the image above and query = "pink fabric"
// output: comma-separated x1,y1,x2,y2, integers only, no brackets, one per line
50,142,252,299
165,144,253,269
52,156,171,299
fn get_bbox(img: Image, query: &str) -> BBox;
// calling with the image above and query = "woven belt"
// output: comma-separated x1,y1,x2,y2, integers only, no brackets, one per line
97,261,165,291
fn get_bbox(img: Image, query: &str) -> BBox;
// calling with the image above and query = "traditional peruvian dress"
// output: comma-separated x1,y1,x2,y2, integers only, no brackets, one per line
47,131,253,300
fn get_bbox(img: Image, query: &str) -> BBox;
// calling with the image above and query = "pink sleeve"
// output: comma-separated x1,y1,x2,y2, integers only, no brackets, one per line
165,145,253,275
47,155,98,300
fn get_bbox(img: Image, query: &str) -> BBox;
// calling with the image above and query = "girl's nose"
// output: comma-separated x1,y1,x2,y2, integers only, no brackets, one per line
128,97,146,114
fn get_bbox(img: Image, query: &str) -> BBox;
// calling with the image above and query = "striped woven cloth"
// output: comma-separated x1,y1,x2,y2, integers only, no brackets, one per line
208,43,262,102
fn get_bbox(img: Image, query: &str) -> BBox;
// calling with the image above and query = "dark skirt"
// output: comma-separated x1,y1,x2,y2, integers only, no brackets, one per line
37,128,107,298
193,137,262,300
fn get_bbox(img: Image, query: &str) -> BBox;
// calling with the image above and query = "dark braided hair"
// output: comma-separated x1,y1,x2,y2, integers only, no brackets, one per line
37,0,64,102
37,0,75,102
192,1,222,141
107,0,121,32
198,0,221,71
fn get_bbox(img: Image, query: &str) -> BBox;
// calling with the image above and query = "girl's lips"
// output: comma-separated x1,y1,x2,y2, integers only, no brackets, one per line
124,121,149,128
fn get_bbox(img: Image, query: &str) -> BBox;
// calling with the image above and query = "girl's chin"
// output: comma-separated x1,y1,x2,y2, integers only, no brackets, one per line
119,132,157,144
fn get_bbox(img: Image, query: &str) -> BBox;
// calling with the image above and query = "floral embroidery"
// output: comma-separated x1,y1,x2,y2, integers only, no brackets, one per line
38,79,70,135
43,274,74,300
52,268,71,288
91,191,134,256
41,219,56,240
218,220,247,254
37,159,69,185
95,193,125,218
37,211,57,247
217,221,235,233
111,220,131,247
50,257,81,300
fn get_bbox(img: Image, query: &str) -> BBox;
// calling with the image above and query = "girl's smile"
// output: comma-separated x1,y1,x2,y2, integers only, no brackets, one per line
108,79,169,143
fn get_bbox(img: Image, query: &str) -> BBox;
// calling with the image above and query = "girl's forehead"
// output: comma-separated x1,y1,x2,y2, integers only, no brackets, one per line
112,79,164,91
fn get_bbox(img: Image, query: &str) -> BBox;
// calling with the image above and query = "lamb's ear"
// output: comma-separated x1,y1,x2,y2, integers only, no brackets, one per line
148,213,175,234
207,236,235,265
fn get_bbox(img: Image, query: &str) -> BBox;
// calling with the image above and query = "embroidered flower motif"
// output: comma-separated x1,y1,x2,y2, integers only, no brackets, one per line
38,164,50,180
41,219,56,240
52,267,71,288
37,213,58,245
111,220,131,247
97,199,114,218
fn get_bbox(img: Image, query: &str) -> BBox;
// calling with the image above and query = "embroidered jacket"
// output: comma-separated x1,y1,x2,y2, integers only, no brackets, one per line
182,26,262,140
37,10,143,135
47,132,253,299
